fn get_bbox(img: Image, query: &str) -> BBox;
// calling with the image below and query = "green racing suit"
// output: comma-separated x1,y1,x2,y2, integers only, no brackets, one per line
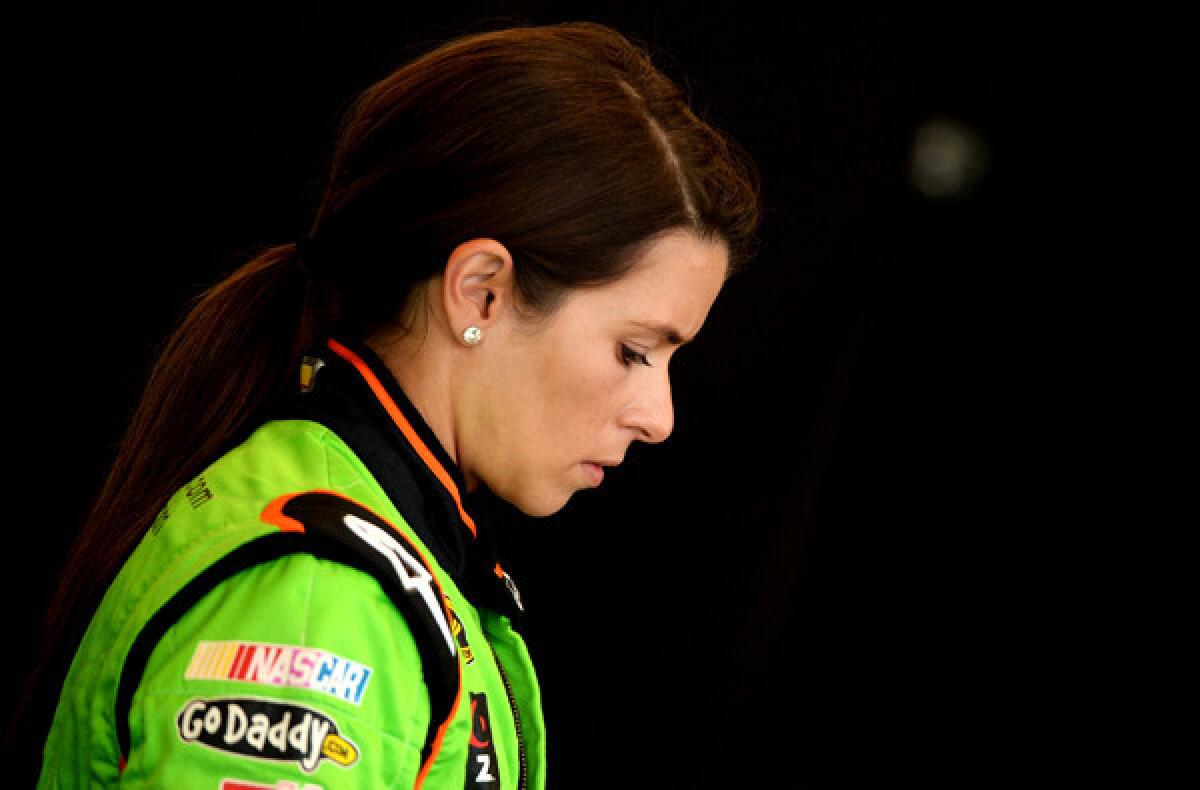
39,337,545,789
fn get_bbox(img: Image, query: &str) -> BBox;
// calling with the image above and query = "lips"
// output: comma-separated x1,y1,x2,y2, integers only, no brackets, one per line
582,462,604,486
582,458,623,487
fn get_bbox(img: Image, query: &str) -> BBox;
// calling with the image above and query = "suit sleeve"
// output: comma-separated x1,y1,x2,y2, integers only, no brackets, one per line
118,552,433,788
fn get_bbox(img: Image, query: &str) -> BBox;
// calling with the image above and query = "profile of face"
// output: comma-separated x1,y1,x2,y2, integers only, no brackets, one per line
455,229,730,517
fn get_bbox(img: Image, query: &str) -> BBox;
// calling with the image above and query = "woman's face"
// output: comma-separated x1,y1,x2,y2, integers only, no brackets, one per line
462,229,729,516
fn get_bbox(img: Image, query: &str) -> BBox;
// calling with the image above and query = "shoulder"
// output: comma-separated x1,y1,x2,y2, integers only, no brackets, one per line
136,488,460,721
124,551,432,786
42,429,454,787
121,488,463,785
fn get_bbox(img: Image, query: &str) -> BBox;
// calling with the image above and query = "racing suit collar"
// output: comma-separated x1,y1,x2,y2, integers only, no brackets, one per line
279,335,523,620
323,336,476,534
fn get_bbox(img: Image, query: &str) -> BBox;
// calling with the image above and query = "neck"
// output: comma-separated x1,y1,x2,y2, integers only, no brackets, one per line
365,322,480,492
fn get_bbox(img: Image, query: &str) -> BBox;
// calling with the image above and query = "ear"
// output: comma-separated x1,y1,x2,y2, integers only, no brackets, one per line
440,238,514,338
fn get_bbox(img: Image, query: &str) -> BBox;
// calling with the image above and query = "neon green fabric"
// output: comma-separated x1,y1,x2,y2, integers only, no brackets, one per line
39,418,545,789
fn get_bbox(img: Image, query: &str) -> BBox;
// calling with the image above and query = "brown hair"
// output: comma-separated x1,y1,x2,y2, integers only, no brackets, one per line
22,19,760,745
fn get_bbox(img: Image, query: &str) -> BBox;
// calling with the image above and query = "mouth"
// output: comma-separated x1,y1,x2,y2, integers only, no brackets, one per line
582,458,623,487
581,461,605,487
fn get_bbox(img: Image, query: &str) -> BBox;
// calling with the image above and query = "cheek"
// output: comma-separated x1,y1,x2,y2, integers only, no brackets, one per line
527,340,621,452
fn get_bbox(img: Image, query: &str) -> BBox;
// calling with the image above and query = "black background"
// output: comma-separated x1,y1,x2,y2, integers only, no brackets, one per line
5,2,1059,787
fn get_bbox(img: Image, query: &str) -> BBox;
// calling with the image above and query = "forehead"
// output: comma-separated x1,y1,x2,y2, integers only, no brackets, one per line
559,230,729,338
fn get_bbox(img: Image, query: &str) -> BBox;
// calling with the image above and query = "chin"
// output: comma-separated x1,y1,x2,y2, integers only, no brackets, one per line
513,496,571,519
503,485,573,519
481,469,577,519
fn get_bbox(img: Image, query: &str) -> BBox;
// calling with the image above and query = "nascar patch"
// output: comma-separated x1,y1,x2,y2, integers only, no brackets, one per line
178,697,359,773
186,641,372,705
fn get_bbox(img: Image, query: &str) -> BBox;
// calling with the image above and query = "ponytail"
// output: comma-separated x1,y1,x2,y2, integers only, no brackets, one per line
16,243,320,750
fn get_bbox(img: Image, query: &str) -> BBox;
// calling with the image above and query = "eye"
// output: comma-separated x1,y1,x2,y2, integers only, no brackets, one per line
619,344,652,368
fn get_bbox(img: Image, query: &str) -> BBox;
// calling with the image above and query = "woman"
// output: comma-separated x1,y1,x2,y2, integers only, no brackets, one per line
35,20,759,788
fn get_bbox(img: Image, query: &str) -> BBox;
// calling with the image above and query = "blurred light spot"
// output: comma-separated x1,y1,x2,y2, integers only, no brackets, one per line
909,116,989,200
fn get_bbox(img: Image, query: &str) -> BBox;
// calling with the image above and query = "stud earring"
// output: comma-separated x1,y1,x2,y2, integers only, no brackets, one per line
462,326,483,346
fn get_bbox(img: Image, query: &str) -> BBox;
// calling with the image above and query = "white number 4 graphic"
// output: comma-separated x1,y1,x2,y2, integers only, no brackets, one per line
342,513,456,655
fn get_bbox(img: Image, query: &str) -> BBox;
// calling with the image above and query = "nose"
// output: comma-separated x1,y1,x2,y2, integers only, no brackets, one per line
624,367,675,444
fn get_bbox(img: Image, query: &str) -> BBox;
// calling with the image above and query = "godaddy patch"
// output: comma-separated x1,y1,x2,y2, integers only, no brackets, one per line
177,697,358,773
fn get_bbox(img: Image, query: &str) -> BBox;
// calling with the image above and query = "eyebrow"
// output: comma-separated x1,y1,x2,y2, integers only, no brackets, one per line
631,321,687,346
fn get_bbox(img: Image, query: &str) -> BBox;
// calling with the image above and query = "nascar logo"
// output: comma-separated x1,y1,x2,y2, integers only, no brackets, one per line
186,641,372,705
178,697,358,773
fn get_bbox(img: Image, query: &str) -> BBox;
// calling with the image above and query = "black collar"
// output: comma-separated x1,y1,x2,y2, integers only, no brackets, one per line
272,336,523,620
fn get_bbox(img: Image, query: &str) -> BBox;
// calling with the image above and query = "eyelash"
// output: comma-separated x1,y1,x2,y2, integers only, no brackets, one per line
619,344,652,368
